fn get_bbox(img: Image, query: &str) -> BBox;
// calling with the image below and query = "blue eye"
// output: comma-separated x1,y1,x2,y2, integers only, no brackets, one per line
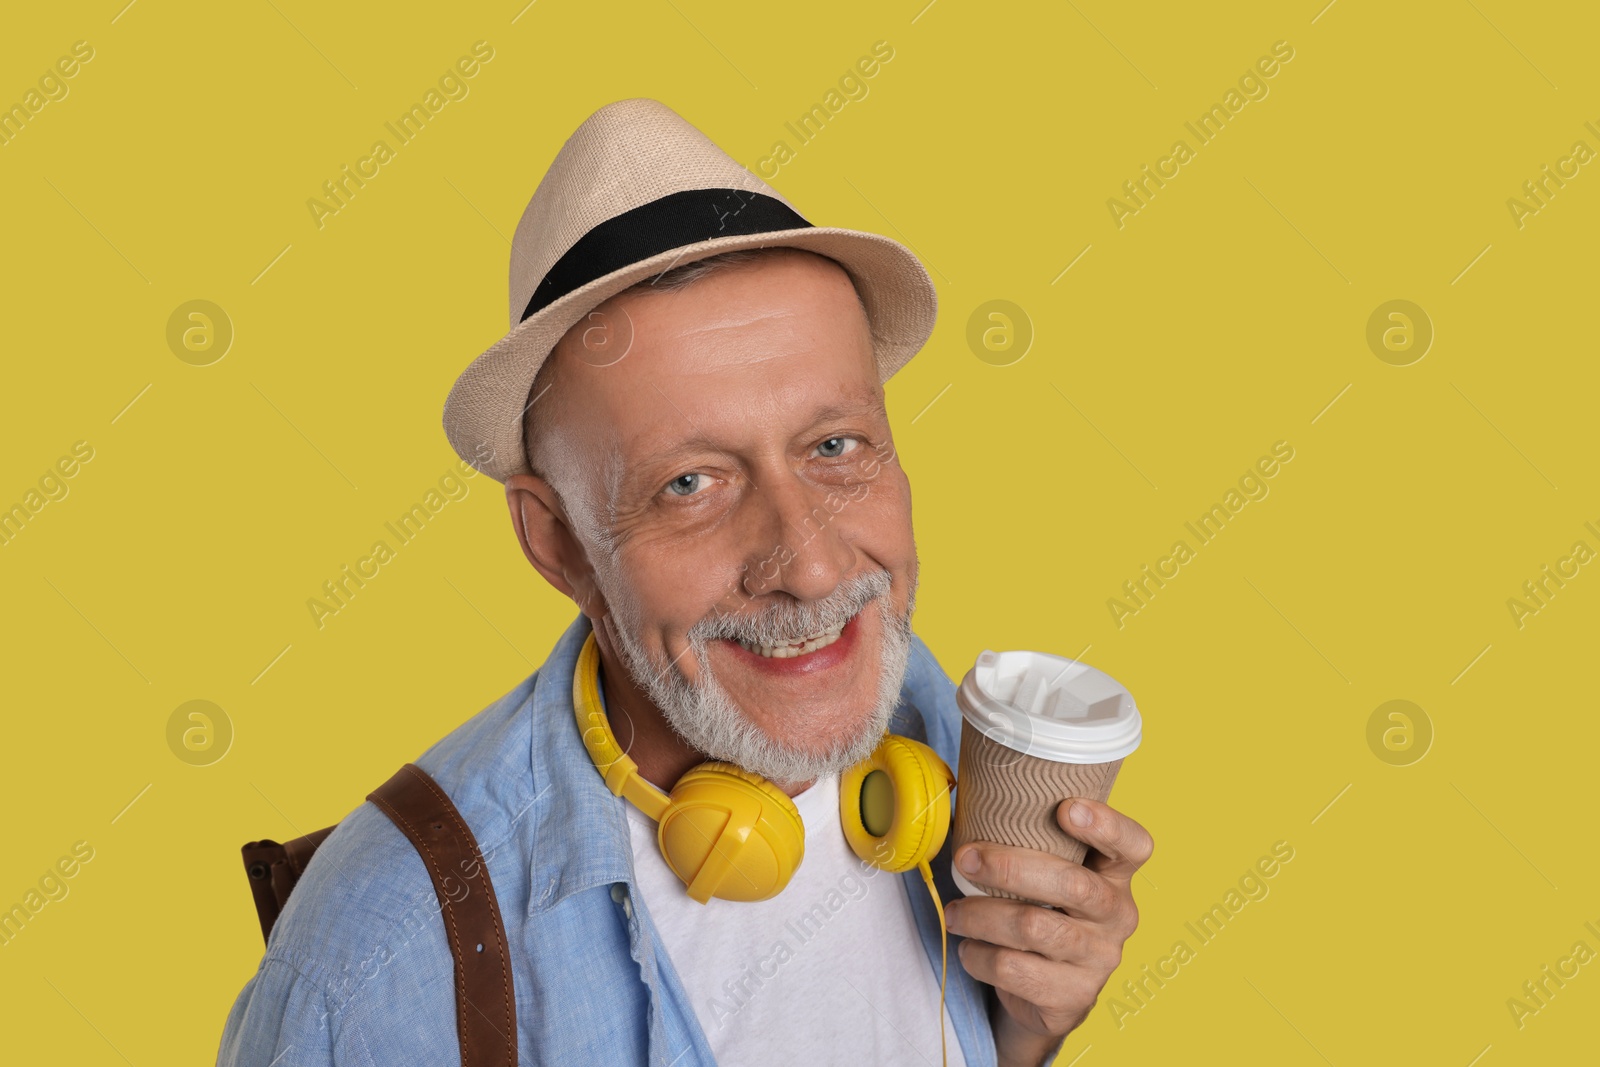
665,473,703,497
817,436,857,458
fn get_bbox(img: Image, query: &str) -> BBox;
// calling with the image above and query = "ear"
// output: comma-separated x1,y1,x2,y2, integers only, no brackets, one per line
504,473,607,621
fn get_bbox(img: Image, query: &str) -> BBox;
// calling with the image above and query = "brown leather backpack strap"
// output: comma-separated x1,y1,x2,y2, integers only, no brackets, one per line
242,824,337,945
241,839,290,943
368,763,516,1067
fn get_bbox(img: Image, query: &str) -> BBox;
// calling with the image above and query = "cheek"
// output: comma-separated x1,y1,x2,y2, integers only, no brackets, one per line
612,540,741,635
845,466,916,566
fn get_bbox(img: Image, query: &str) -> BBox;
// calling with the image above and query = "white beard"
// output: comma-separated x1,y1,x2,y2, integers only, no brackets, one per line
604,567,915,786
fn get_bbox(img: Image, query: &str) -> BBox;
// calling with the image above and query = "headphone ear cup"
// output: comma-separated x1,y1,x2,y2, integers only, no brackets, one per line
657,762,806,903
840,735,954,873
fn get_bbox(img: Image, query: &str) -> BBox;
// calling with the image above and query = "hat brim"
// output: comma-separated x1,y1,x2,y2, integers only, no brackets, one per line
442,226,938,483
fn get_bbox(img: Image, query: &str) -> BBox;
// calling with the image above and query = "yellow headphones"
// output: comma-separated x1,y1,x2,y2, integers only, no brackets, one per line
573,629,954,903
573,629,956,1066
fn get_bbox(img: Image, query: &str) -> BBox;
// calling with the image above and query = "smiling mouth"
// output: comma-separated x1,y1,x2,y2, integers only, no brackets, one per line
733,618,848,659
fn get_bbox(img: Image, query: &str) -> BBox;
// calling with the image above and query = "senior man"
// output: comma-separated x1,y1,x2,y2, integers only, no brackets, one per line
218,99,1152,1067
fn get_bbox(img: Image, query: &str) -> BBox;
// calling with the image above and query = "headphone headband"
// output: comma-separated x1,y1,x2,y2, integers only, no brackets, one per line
572,630,672,821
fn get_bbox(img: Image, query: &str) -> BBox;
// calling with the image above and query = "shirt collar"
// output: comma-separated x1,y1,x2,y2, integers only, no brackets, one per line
526,611,635,915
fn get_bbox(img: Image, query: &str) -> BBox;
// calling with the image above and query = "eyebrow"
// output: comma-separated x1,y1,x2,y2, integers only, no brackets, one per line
615,390,885,500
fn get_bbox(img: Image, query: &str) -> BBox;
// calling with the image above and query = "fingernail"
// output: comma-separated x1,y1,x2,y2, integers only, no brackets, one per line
1069,802,1093,827
958,847,981,874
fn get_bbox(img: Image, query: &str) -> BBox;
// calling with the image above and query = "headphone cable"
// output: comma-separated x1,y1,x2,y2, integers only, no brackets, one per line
916,858,949,1067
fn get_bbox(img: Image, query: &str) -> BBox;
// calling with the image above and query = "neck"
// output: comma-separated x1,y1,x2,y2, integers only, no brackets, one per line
590,617,816,798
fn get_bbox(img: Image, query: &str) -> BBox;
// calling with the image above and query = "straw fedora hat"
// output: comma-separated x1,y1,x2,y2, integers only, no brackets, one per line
441,97,938,484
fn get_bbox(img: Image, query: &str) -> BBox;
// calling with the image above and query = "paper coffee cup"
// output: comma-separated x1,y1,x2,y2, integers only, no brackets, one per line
950,649,1141,903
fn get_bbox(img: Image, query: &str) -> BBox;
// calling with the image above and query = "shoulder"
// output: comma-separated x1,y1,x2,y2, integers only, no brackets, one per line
224,671,541,1051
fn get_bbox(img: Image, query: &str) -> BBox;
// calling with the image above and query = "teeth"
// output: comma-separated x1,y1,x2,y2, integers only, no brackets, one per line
736,621,846,659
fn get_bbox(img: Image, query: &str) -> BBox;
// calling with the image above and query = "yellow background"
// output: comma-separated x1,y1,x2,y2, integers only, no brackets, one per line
2,1,1596,1063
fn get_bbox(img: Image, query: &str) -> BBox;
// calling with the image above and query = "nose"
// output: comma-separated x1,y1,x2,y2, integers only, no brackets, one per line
743,467,855,603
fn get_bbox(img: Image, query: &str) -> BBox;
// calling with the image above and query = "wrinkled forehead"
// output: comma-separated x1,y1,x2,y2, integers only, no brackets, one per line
623,378,885,453
560,313,879,438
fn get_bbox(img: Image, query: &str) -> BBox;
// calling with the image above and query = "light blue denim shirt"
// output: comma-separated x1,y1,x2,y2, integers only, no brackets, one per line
216,611,998,1066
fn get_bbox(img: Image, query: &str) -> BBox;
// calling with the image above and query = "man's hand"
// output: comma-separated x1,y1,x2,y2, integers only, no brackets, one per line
944,798,1154,1067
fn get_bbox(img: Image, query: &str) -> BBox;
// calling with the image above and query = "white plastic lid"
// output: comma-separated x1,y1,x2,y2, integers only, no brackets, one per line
956,650,1141,763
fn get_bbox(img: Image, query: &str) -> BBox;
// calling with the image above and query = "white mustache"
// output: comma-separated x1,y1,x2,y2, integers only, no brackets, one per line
689,569,891,648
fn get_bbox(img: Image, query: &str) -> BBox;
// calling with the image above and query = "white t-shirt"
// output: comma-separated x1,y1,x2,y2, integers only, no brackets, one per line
622,771,968,1066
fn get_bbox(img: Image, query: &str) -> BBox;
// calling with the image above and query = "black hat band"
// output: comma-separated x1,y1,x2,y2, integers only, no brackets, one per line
519,187,812,323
